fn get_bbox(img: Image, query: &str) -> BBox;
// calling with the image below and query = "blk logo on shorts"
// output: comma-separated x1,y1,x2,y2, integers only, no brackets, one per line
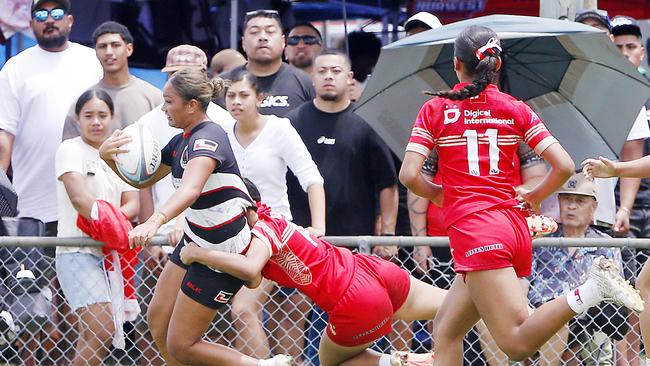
186,281,202,294
214,290,234,303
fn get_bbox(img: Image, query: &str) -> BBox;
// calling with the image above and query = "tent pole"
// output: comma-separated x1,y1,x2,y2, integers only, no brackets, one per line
342,0,349,57
230,0,238,49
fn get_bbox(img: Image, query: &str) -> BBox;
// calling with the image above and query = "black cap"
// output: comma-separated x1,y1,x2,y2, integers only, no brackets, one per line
575,9,611,31
611,16,642,37
31,0,70,12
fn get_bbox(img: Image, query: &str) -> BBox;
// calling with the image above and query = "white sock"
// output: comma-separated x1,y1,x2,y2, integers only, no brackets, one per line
566,278,601,313
258,359,273,366
645,358,650,366
379,354,392,366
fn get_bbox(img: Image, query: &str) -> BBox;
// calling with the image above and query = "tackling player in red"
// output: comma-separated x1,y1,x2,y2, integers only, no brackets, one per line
180,179,444,366
399,25,644,364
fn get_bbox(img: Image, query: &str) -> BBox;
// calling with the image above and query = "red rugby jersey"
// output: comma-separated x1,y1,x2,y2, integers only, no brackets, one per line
407,83,557,227
251,205,356,311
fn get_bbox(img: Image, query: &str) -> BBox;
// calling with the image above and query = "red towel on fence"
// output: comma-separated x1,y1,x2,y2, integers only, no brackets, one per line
76,200,141,349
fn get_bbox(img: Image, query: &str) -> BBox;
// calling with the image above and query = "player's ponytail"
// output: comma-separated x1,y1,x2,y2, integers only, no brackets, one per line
428,25,501,101
210,77,226,100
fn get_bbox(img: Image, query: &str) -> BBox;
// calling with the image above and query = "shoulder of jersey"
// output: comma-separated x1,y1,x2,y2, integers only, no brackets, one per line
424,95,450,108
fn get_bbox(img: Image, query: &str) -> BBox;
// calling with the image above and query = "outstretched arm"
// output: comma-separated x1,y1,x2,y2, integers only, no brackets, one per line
180,237,271,287
583,155,650,179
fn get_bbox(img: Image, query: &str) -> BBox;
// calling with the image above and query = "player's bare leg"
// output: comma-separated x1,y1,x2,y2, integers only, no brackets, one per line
464,258,642,362
393,277,447,321
318,334,374,366
147,261,186,366
319,332,432,366
636,259,650,365
431,275,482,365
231,282,271,357
466,267,577,361
166,290,293,366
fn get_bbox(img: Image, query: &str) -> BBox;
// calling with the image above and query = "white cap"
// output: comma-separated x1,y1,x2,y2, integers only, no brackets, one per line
404,12,442,32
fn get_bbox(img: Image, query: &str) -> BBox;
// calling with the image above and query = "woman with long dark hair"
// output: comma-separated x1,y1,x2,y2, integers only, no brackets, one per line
56,89,139,365
400,25,643,364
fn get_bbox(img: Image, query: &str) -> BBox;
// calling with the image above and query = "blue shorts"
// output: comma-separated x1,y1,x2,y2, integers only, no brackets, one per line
56,252,110,311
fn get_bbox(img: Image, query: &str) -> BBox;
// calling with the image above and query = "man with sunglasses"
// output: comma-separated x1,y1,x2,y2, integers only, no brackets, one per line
284,22,323,75
219,9,315,117
0,0,101,363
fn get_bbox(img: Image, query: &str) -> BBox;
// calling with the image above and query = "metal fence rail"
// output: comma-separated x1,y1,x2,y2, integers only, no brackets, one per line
0,236,648,365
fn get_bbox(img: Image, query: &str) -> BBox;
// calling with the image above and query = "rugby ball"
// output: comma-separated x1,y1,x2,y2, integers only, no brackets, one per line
115,124,161,184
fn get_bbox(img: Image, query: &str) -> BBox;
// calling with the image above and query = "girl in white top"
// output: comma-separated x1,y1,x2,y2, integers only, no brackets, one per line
223,71,325,360
55,89,139,365
224,71,325,233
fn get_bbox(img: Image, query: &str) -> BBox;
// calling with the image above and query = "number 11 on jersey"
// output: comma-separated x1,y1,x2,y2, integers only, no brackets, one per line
463,128,500,176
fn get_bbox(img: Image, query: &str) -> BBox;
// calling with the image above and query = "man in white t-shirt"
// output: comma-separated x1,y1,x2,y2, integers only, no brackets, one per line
0,0,102,233
0,0,101,363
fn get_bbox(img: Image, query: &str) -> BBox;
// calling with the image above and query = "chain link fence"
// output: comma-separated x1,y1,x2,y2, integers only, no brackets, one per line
0,236,649,365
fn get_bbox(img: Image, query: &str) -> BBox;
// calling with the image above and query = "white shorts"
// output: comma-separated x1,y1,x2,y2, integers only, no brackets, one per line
56,252,110,311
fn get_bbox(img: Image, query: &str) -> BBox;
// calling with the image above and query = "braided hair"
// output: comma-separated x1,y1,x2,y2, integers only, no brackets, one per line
429,25,501,101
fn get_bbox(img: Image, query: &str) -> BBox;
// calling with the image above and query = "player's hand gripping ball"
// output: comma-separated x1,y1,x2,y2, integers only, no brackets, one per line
115,124,161,184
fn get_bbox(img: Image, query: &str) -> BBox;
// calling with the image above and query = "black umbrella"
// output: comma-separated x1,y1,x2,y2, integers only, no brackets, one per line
356,15,650,165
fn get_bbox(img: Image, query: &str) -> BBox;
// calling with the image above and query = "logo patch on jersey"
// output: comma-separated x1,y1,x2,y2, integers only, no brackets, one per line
214,290,234,303
530,111,541,124
180,146,189,169
470,94,487,103
443,107,460,124
273,246,312,285
317,136,336,145
261,95,289,108
193,139,218,152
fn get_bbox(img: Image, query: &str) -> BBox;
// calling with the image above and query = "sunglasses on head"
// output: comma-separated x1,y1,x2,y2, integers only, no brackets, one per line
32,8,66,22
245,9,280,22
287,35,320,46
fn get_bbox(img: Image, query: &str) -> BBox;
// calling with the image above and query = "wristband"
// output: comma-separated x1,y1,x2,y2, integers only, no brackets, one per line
153,211,168,224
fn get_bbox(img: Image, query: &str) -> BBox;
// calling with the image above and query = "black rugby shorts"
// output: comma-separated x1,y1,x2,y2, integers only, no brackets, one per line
170,238,244,309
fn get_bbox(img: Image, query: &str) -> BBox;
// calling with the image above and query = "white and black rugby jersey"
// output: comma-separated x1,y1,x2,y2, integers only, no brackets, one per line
161,121,253,253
